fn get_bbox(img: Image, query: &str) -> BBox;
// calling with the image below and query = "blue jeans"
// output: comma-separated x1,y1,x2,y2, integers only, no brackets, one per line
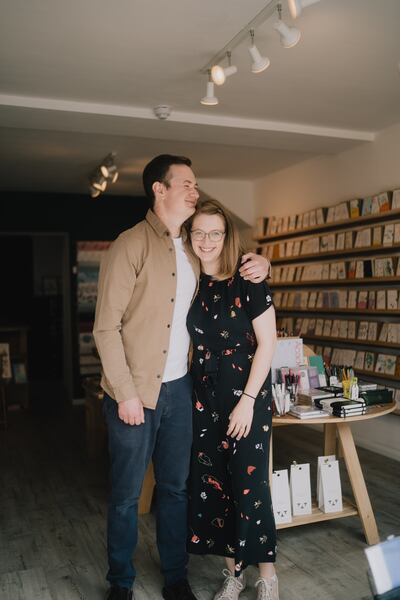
103,373,193,589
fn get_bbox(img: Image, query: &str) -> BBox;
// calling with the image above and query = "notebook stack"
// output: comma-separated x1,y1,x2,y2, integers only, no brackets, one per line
288,405,329,419
330,399,367,418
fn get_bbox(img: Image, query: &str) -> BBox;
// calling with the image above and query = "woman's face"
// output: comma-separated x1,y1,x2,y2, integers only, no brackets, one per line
190,213,226,273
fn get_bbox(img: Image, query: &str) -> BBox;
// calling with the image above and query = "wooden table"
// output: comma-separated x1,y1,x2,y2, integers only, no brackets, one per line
271,402,396,545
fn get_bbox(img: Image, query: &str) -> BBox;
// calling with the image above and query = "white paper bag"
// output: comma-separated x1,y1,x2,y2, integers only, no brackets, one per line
320,460,343,513
290,463,312,516
272,469,292,524
317,455,336,508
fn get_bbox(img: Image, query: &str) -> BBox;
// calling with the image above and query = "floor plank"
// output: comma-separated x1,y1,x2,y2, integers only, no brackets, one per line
0,408,399,599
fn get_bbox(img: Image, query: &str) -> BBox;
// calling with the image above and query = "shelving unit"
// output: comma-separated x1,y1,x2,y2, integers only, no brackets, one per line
76,241,111,389
0,325,29,412
256,204,400,392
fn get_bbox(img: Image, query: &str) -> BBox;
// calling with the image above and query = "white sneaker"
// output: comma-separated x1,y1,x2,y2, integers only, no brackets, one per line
213,569,246,600
255,575,279,600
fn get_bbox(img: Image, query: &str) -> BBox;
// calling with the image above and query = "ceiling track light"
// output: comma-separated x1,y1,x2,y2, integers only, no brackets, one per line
274,2,301,48
288,0,321,19
100,152,119,181
90,186,101,199
211,51,238,86
92,172,108,192
89,152,119,198
200,0,321,107
248,29,270,74
201,69,219,106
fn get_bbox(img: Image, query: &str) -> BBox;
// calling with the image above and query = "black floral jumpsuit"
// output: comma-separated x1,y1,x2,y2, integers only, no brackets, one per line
187,267,277,576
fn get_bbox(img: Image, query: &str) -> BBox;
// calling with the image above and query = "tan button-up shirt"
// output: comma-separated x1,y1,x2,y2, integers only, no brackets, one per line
93,209,200,409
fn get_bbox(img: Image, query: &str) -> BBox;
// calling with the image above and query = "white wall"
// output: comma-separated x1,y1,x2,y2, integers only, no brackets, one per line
254,122,400,461
198,178,255,227
254,123,400,217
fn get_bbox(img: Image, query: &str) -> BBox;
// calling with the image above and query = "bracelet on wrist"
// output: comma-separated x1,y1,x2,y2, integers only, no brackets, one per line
242,392,256,400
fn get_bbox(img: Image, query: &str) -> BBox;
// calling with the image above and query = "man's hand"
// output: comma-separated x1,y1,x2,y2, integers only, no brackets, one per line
118,397,145,426
239,252,272,282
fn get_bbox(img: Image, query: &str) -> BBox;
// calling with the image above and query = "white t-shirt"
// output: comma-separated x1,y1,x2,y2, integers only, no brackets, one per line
162,237,197,382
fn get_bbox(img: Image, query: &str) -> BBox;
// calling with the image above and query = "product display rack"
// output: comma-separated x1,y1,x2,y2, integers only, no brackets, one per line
256,204,400,392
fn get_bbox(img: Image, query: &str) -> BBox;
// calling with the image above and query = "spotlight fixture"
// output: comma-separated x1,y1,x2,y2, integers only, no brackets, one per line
90,186,101,199
248,29,270,74
88,152,119,198
100,152,119,182
274,2,301,48
211,51,238,86
288,0,321,19
201,70,219,106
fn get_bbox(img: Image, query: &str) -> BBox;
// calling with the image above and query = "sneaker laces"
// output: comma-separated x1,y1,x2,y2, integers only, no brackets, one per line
215,569,245,600
255,576,277,600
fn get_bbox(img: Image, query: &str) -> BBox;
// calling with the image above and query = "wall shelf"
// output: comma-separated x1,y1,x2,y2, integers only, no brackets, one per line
255,208,400,243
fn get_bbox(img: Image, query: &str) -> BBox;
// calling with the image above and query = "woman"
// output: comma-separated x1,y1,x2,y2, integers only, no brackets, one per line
185,199,278,600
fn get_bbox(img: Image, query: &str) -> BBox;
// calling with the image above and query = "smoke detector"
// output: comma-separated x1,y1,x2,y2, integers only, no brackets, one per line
153,105,171,120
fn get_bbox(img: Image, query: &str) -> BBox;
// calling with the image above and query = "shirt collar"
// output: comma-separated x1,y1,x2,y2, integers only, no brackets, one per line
146,209,189,241
146,209,170,238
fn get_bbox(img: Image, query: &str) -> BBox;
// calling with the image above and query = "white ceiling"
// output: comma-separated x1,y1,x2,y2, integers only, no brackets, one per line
0,0,399,196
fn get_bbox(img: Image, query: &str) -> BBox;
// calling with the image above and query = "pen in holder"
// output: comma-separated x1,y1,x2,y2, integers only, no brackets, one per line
272,383,291,416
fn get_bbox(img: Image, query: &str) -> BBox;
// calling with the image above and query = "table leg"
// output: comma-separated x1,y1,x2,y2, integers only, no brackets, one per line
337,423,379,545
324,423,337,455
138,462,155,515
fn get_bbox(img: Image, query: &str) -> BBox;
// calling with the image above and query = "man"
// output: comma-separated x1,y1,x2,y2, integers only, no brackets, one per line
93,154,271,600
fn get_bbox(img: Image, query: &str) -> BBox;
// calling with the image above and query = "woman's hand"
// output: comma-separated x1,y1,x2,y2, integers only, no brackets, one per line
227,395,254,440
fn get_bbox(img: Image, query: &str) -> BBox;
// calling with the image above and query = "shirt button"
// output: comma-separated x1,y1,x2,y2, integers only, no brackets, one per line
172,272,175,276
163,350,167,354
167,324,170,328
157,374,161,378
171,298,174,302
169,248,173,252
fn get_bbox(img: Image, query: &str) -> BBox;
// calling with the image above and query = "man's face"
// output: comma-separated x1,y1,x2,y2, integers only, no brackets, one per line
157,164,199,222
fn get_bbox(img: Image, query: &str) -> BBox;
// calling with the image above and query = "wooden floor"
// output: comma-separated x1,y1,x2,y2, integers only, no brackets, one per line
0,408,399,600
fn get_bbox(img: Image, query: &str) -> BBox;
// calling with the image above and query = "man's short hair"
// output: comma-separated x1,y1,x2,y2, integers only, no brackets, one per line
142,154,192,207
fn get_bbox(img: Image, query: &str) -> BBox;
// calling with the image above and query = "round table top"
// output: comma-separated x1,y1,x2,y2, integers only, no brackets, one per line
272,402,396,426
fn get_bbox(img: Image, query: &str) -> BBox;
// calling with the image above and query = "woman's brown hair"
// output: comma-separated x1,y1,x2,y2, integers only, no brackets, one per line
184,198,245,280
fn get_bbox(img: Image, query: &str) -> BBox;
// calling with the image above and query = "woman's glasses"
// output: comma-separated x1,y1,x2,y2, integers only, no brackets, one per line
190,230,226,242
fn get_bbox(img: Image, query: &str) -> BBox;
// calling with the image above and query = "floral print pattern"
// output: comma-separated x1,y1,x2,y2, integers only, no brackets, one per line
186,267,276,575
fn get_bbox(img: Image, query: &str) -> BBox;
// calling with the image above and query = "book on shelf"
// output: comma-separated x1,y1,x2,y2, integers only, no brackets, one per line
392,189,400,209
372,226,382,246
364,352,376,371
357,291,368,309
350,198,361,218
387,323,400,344
254,216,267,239
336,232,345,250
375,354,397,375
371,195,380,214
394,223,400,243
316,208,325,225
361,196,373,216
354,351,366,370
357,321,369,340
367,322,378,341
382,224,395,246
367,290,376,310
348,290,357,309
378,191,391,212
